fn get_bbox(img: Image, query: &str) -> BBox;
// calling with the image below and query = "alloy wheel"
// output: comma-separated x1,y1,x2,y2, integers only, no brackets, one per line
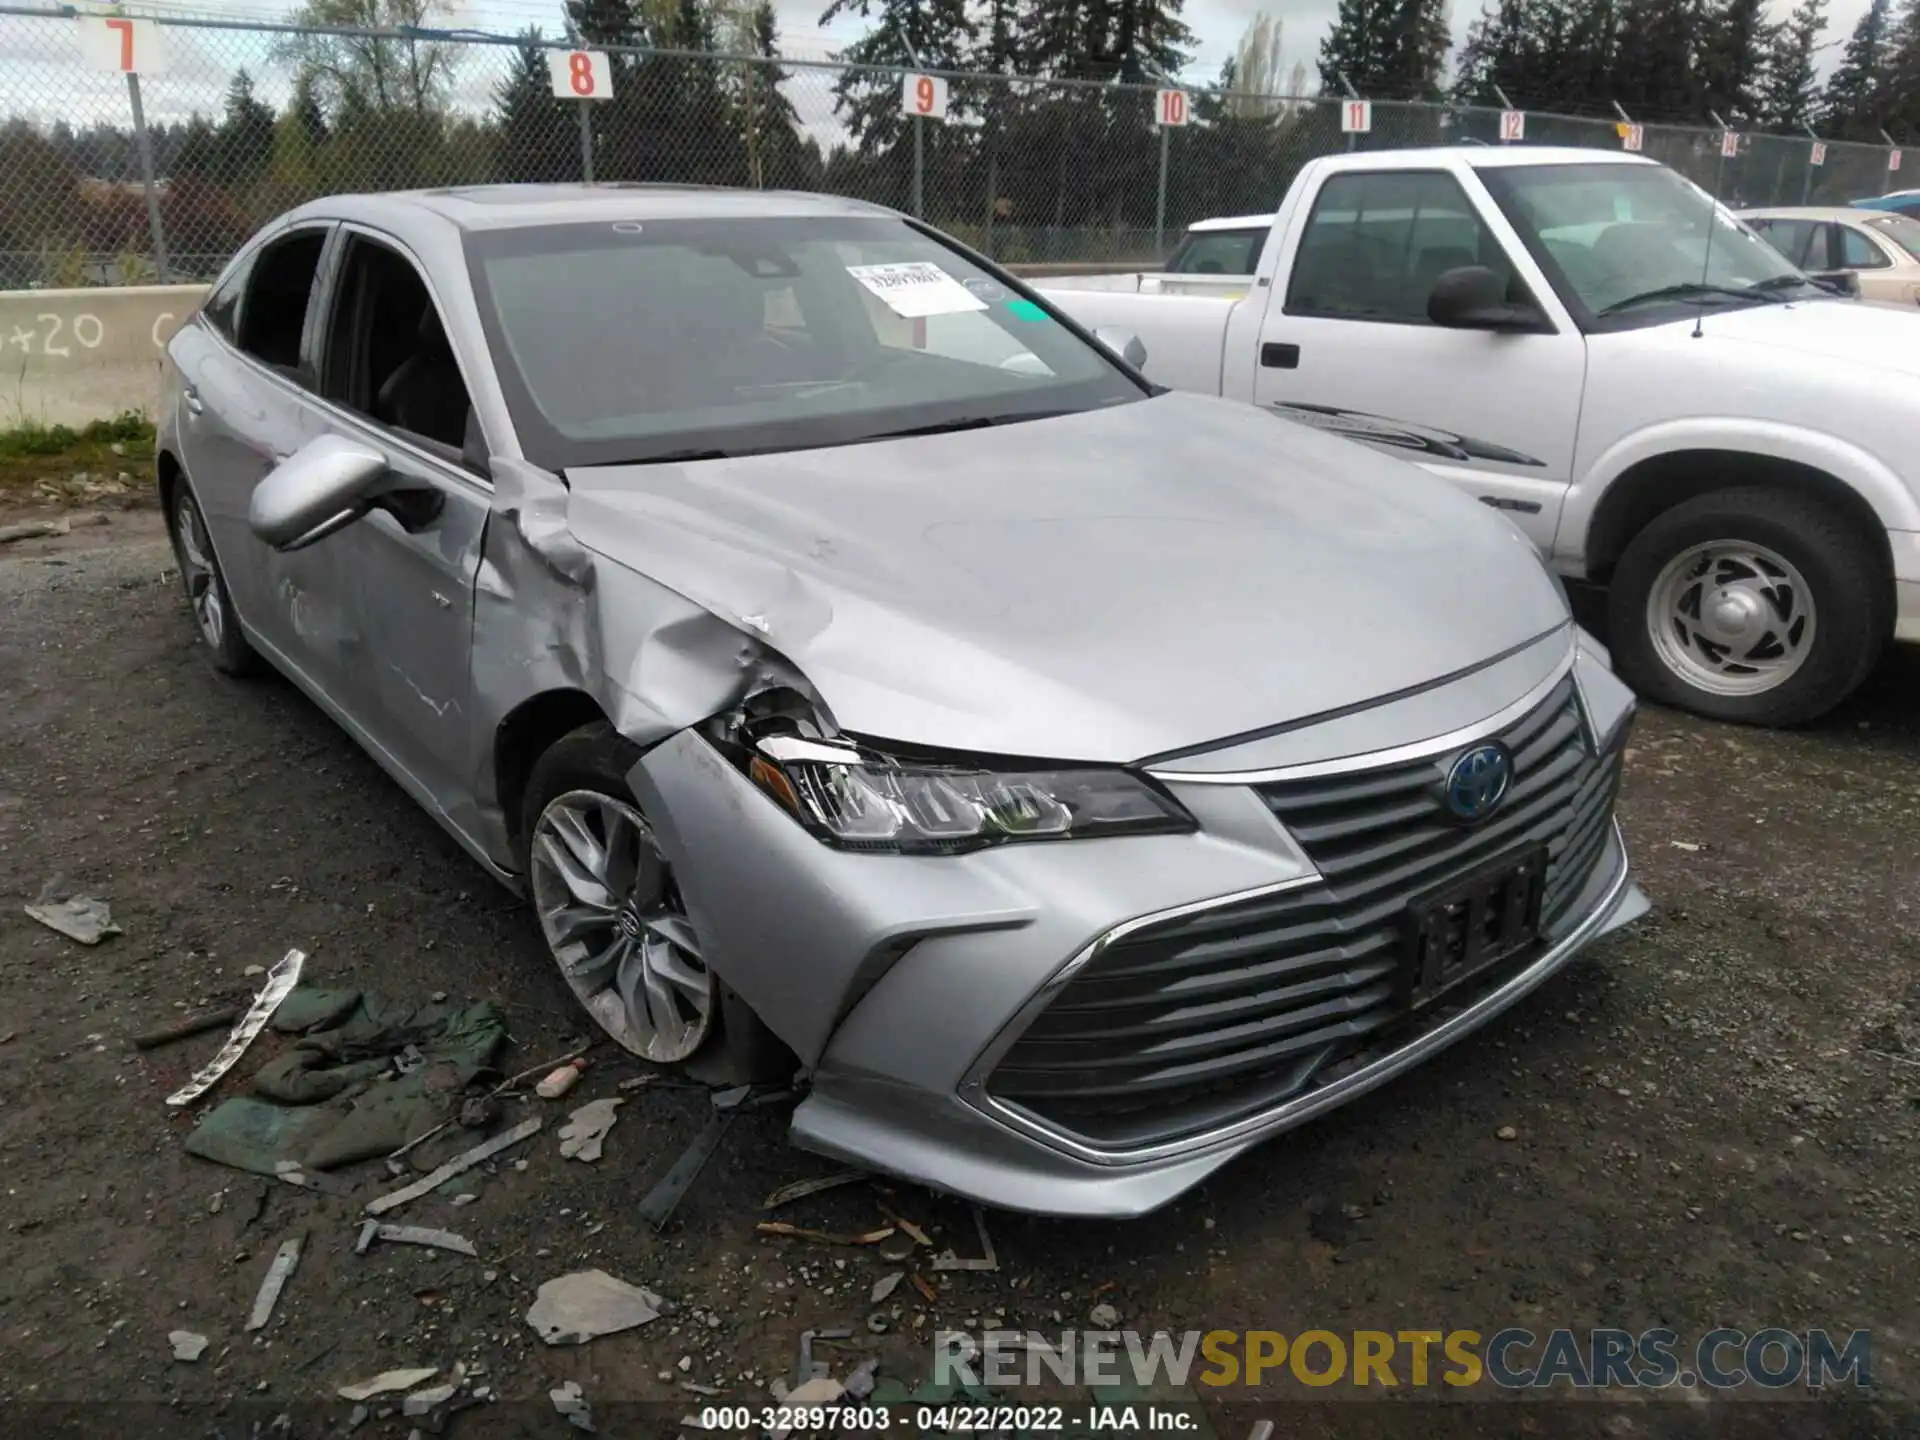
1645,539,1815,697
528,789,715,1063
172,493,226,651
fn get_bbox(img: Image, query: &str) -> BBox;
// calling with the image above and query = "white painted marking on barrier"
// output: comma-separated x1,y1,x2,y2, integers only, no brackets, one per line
38,314,71,357
8,326,32,353
73,314,104,349
151,311,176,349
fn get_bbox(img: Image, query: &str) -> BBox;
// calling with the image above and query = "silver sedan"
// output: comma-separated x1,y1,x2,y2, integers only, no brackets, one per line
158,185,1647,1216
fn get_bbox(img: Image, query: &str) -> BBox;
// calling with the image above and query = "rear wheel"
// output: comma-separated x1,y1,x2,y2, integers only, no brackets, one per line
166,483,259,676
1607,486,1884,726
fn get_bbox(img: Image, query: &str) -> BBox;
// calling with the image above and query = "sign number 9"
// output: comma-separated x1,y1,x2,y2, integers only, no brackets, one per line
901,72,948,120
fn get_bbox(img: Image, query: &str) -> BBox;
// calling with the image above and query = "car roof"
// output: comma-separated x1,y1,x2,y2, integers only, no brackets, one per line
1187,214,1273,232
1326,144,1660,171
283,183,899,235
1738,205,1888,222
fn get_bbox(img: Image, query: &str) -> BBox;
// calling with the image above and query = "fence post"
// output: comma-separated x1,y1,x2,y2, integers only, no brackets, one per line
913,114,924,218
578,99,595,184
125,72,171,284
1155,122,1169,257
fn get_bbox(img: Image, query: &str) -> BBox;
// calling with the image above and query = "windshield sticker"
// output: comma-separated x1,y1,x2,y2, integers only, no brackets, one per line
845,262,988,318
1004,298,1048,321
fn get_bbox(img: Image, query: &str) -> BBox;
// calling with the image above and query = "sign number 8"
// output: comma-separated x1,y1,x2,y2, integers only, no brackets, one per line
569,52,595,95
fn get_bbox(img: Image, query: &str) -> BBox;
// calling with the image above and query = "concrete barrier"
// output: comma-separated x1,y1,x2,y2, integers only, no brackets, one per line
0,283,207,429
0,262,1146,430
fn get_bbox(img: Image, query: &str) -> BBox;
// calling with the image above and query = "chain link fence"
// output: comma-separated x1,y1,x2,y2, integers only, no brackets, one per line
0,2,1908,289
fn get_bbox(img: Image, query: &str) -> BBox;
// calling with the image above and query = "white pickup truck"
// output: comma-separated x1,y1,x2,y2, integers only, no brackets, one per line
1044,145,1920,727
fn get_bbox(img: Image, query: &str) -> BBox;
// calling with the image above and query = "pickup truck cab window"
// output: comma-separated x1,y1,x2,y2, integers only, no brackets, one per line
1165,227,1267,275
1286,170,1517,325
1477,163,1823,329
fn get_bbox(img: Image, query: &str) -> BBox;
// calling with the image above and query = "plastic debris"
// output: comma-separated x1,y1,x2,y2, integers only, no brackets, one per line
762,1170,868,1210
134,1006,242,1051
756,1222,895,1247
165,950,306,1108
910,1273,937,1304
551,1380,595,1433
525,1269,665,1345
402,1379,459,1416
931,1207,998,1272
168,1330,208,1362
637,1104,734,1231
871,1271,903,1305
245,1234,305,1332
337,1368,440,1402
355,1220,479,1258
366,1117,543,1216
1089,1302,1120,1328
24,879,121,946
787,1378,843,1405
536,1058,589,1099
844,1359,880,1400
617,1073,658,1092
558,1097,624,1163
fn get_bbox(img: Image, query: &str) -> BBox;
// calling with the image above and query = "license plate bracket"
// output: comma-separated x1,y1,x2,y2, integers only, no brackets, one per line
1403,846,1547,1005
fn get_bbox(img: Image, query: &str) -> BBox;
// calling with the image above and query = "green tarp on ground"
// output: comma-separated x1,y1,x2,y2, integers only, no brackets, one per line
183,986,507,1176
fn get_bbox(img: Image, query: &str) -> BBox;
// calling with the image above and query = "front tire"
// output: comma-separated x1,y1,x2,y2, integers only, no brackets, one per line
1608,486,1884,726
166,483,259,676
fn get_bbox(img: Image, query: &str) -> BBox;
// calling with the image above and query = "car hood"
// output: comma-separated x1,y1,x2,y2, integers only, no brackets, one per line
1686,297,1920,376
563,391,1566,763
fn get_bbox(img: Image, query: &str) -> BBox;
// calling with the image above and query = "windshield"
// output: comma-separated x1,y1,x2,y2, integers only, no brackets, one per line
1165,227,1267,274
1479,163,1814,323
464,215,1145,469
1864,213,1920,261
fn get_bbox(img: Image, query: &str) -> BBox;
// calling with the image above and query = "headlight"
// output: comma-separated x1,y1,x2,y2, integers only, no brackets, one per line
746,735,1194,853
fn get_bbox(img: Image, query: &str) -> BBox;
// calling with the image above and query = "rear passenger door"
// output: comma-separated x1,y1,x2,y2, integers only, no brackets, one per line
1251,168,1588,553
303,228,494,823
171,224,334,642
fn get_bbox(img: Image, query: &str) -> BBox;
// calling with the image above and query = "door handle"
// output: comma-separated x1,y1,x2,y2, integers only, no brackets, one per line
182,384,204,415
1261,342,1301,370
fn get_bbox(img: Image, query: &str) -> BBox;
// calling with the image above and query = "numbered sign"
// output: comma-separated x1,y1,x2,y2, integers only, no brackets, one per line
1155,89,1190,127
1892,149,1904,172
1720,130,1739,158
548,50,613,100
1620,123,1644,152
1499,109,1525,142
1810,141,1827,167
901,73,949,121
76,15,168,74
1341,100,1372,134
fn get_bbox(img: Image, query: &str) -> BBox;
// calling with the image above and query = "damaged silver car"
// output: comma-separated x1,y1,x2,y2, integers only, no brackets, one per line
158,185,1648,1217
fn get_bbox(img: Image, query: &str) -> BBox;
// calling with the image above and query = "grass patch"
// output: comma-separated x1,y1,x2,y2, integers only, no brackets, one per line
0,411,156,506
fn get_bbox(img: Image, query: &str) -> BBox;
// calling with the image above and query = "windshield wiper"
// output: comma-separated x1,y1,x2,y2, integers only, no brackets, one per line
1597,281,1787,316
616,447,733,465
1745,274,1822,295
853,410,1077,444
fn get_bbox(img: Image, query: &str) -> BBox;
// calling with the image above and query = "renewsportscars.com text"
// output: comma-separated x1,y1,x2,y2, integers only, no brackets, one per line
933,1327,1872,1391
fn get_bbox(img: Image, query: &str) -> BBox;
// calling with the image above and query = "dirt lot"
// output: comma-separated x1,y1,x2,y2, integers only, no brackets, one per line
1,522,1916,1438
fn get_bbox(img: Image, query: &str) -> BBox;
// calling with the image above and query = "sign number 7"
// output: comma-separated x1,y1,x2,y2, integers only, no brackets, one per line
107,17,134,70
78,15,168,74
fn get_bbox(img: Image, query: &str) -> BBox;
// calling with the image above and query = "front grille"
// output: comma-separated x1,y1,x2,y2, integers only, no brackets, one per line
984,676,1625,1150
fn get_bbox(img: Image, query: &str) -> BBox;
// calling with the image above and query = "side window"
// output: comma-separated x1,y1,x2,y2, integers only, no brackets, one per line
1287,171,1513,324
1837,225,1890,269
320,235,473,455
201,254,250,340
1168,229,1266,274
234,229,326,375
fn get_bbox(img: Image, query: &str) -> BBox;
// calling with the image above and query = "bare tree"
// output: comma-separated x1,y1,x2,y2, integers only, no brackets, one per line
278,0,458,115
1230,11,1288,117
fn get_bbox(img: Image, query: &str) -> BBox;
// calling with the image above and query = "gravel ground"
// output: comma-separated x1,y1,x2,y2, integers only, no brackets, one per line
1,523,1916,1438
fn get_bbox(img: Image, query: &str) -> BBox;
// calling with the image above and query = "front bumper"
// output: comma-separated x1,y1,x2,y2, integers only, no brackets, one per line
631,640,1647,1219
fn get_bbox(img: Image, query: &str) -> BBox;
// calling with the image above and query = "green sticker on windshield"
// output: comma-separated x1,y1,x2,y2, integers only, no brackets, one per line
1005,298,1048,322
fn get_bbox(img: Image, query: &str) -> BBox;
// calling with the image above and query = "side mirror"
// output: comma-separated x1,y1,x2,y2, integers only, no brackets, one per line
1427,265,1548,332
248,435,388,552
1094,327,1149,369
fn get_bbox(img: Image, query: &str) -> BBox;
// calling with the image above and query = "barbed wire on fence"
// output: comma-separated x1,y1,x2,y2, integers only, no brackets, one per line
0,3,1908,289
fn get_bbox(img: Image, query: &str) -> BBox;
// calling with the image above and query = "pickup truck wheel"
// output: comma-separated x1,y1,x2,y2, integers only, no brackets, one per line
1608,486,1883,726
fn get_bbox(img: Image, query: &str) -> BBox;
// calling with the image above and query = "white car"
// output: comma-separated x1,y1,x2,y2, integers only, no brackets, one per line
1046,146,1920,727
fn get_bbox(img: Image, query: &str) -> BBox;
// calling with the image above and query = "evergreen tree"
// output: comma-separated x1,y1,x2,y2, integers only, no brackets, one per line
819,0,974,210
214,70,277,188
494,28,576,183
1611,0,1703,119
1758,0,1825,130
1317,0,1449,97
1697,0,1774,124
1885,0,1920,137
1820,0,1890,137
